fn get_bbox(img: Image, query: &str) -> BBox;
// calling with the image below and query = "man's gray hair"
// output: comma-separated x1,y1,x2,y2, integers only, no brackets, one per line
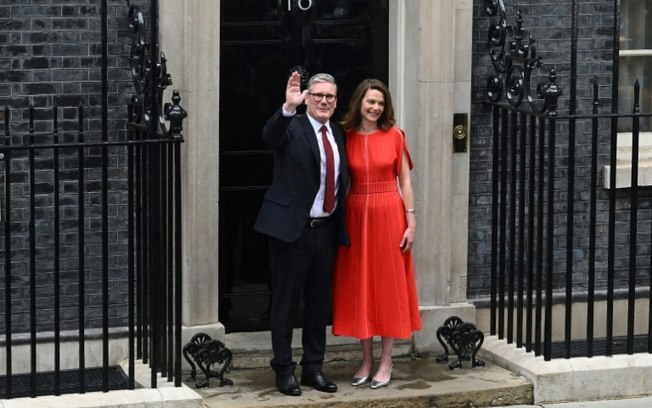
308,73,337,92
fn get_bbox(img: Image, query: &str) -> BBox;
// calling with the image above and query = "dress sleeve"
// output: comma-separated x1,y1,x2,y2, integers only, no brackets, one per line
396,127,414,172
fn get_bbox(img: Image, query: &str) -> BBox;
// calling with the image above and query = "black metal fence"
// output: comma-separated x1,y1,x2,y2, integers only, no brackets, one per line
0,0,185,399
486,0,652,361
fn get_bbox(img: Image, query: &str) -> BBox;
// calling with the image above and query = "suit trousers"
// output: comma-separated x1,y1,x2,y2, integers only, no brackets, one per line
268,219,338,375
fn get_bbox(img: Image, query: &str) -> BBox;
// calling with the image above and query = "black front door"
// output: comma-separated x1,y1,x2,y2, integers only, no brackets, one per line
219,0,389,333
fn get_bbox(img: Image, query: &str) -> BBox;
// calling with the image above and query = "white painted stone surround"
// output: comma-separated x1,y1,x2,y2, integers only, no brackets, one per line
482,336,652,405
393,0,476,354
159,0,226,347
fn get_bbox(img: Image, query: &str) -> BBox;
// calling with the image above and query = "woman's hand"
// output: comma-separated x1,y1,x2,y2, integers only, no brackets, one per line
400,225,415,253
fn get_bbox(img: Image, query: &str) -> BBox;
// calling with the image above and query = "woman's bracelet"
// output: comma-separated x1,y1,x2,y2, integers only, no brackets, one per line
405,208,415,214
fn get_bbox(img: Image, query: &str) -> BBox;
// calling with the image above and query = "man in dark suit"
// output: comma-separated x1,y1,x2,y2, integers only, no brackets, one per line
254,71,349,396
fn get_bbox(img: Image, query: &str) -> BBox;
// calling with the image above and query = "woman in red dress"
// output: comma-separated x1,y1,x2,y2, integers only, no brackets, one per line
332,79,422,389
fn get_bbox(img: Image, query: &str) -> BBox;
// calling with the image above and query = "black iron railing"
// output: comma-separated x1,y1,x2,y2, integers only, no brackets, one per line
0,0,185,399
0,106,183,398
486,0,652,361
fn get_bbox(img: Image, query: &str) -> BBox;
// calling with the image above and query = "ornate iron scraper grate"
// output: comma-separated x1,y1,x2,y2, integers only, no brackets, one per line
436,316,485,369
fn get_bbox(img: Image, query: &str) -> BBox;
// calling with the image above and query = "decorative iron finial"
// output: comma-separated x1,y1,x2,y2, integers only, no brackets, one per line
165,90,187,139
536,69,563,116
127,2,184,137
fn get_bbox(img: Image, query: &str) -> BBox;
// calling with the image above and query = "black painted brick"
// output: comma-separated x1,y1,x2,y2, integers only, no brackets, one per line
0,0,152,334
469,0,639,300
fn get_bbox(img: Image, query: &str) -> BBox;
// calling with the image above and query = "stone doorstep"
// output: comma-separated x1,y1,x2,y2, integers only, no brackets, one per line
0,342,537,408
193,353,533,408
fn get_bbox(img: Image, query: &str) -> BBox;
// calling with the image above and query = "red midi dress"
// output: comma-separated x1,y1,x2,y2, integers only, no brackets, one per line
332,127,422,340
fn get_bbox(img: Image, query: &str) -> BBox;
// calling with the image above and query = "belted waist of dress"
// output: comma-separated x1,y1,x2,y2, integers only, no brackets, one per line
349,180,398,194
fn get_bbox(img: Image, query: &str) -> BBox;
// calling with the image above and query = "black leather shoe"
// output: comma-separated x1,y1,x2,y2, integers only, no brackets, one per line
301,370,338,393
276,373,302,396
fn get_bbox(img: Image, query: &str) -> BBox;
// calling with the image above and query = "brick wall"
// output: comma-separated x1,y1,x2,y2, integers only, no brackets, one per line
0,0,146,333
468,0,648,300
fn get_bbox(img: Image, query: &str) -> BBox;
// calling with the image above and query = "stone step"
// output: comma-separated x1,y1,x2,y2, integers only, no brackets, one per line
190,353,533,408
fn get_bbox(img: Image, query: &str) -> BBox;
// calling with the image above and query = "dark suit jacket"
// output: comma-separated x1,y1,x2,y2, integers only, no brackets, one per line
254,108,350,245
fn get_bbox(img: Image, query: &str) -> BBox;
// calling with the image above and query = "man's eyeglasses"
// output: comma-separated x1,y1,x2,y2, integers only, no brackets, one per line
308,92,337,103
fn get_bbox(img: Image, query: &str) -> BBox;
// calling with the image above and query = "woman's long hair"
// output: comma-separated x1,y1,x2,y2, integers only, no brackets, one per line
341,78,396,132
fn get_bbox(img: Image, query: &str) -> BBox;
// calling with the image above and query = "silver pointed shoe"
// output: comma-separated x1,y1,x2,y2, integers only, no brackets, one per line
351,374,371,386
370,377,390,389
370,365,392,389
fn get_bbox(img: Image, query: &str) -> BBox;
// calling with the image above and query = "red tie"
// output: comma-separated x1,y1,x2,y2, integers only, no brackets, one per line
321,125,335,213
